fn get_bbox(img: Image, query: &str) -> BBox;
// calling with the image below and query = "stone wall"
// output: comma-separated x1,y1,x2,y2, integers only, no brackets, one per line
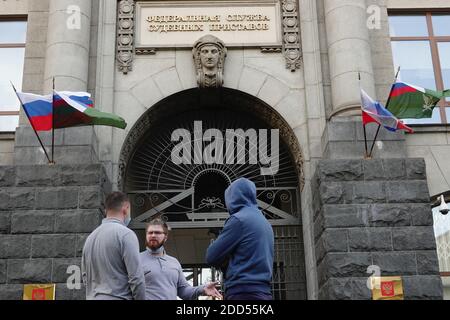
313,158,443,299
0,164,110,300
0,134,15,166
323,118,407,160
14,127,99,166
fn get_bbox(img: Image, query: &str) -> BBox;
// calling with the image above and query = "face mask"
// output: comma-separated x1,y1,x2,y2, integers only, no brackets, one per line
151,245,165,255
124,209,132,227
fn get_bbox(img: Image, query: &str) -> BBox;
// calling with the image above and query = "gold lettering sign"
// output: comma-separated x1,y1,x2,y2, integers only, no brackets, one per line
146,14,271,34
136,1,282,48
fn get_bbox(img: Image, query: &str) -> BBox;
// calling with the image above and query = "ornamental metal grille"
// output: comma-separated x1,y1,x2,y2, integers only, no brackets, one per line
182,226,306,300
272,226,306,300
124,107,301,229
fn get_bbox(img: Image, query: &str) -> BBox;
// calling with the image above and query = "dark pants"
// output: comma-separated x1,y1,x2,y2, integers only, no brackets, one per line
225,292,273,300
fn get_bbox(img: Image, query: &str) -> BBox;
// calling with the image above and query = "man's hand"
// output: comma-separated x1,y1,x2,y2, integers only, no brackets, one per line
204,281,223,300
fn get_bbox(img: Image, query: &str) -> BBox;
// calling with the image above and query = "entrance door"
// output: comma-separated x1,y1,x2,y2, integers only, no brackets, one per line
121,88,307,299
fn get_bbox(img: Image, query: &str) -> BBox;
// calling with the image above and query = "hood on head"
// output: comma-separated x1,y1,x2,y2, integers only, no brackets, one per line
224,178,257,215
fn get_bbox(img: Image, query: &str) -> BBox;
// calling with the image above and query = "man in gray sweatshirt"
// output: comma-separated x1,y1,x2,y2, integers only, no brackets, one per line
81,192,146,300
140,218,222,300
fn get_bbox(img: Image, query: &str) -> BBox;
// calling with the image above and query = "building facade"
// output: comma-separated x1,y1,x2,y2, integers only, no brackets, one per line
0,0,449,300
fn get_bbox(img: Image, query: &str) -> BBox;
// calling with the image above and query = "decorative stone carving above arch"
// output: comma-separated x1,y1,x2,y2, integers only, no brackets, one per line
116,0,302,74
192,34,228,88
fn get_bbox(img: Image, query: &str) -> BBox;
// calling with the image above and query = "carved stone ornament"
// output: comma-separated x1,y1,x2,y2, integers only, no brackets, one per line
117,0,135,74
281,0,302,71
192,35,228,88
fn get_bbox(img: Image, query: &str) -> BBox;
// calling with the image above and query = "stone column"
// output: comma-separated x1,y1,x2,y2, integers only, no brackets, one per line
15,0,98,165
44,0,91,92
19,0,50,126
324,0,376,117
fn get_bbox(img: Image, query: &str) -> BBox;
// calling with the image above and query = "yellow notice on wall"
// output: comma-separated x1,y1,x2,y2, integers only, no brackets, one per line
371,277,404,300
23,284,56,300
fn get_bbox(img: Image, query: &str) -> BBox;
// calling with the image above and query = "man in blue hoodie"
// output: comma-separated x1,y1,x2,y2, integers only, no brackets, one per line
206,178,274,300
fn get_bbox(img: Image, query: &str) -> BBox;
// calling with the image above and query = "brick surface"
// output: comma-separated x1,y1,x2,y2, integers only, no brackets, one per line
348,228,392,252
0,235,32,259
0,167,15,187
7,259,52,284
372,252,417,275
55,210,102,233
0,260,6,284
392,227,436,251
78,186,103,209
0,212,10,234
403,276,443,300
35,188,79,210
32,235,77,258
0,285,23,300
11,211,55,234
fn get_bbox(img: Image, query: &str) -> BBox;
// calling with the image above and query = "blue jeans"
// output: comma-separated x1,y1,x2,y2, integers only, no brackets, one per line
225,292,273,300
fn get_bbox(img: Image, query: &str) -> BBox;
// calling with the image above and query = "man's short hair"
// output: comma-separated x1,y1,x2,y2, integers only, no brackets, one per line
146,218,169,234
105,192,129,212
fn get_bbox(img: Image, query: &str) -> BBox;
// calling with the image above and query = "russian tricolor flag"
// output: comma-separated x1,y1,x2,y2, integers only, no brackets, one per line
15,91,95,131
15,92,53,131
361,89,413,133
15,90,126,131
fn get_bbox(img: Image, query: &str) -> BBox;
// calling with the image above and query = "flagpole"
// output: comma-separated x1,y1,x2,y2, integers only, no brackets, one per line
10,82,52,164
358,72,369,158
368,67,401,157
51,78,55,164
363,123,369,158
367,122,381,159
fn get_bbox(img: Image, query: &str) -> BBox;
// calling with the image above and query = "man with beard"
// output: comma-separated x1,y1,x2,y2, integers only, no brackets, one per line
82,192,145,300
140,218,222,300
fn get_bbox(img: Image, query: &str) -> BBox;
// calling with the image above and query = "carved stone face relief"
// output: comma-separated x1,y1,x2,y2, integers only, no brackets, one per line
200,45,220,71
192,35,227,88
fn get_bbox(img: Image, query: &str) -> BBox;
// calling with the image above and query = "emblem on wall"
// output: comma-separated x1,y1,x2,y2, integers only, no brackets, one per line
192,35,228,88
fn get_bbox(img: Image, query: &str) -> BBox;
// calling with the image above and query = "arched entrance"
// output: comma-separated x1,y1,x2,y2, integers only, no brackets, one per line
119,88,307,300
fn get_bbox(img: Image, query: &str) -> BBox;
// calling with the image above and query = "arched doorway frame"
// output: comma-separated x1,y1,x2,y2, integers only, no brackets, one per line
118,88,305,194
118,87,308,299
